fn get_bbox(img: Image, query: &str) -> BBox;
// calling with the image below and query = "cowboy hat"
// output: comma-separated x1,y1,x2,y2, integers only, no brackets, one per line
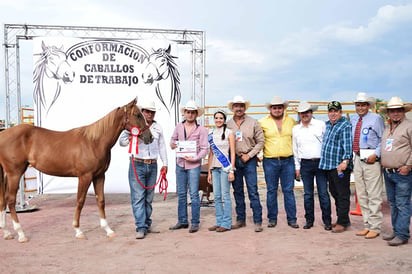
379,96,412,113
228,95,251,111
265,96,289,110
139,100,157,112
354,92,376,106
180,100,204,116
295,101,318,113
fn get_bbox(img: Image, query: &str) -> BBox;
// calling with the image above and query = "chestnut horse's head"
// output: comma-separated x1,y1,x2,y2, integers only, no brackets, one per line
124,98,153,144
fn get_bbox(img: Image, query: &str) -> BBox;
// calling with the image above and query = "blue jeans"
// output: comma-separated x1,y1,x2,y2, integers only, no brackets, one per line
232,156,262,224
212,168,232,229
263,157,297,223
384,170,412,240
300,159,331,225
175,164,201,226
128,159,157,233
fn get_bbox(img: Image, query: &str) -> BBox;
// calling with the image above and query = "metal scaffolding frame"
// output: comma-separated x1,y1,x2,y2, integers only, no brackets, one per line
3,23,206,128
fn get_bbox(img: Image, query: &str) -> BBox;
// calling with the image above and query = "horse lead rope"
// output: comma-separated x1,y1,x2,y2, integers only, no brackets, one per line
131,156,168,200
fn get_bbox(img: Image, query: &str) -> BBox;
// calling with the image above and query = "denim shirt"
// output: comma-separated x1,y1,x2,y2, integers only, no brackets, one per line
350,112,385,157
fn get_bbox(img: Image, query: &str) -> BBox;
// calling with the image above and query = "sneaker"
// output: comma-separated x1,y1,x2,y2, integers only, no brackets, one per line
254,223,263,232
267,221,277,228
136,231,145,239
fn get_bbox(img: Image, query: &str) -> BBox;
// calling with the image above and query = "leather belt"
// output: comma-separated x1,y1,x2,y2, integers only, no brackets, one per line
270,156,293,160
131,157,157,164
384,168,398,174
302,158,320,162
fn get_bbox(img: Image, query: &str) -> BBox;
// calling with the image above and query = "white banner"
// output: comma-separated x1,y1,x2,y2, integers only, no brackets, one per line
33,37,181,193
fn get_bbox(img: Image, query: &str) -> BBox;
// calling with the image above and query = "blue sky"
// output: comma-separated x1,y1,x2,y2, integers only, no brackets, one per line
1,0,412,118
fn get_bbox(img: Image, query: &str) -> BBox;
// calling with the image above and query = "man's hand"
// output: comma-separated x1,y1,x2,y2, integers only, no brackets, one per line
160,166,168,174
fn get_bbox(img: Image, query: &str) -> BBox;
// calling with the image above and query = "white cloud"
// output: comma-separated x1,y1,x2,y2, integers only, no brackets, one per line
207,40,265,65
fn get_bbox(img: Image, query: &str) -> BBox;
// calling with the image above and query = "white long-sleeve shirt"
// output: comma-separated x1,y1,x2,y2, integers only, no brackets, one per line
292,118,325,170
119,121,168,166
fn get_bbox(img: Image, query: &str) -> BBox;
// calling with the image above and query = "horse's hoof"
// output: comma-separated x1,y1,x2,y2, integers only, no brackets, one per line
107,232,117,238
4,234,15,240
76,234,87,240
18,237,29,243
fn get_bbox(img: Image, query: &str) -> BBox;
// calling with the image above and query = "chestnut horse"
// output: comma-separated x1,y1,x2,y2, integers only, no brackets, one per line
0,98,152,242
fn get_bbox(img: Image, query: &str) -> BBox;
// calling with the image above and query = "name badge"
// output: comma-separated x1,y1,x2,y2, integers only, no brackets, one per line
385,139,394,152
235,131,243,142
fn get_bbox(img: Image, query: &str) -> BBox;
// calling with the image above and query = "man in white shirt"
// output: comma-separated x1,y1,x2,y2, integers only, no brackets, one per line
293,101,332,230
119,100,168,239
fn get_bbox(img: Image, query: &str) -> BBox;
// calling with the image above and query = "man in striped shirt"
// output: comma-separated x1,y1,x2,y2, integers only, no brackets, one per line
319,101,352,233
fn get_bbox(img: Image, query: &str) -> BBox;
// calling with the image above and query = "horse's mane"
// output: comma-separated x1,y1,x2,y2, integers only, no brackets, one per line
33,46,63,111
33,54,47,108
76,108,118,141
154,48,181,121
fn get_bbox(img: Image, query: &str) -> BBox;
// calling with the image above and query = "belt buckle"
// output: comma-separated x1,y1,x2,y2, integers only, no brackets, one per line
144,159,152,164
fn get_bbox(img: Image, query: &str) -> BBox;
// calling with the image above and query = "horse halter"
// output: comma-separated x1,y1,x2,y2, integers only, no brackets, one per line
123,107,150,135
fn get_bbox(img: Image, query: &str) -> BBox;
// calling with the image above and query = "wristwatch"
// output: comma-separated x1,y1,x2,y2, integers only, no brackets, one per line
342,160,349,165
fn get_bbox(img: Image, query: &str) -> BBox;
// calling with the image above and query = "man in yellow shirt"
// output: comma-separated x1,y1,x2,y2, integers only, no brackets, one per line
259,96,298,228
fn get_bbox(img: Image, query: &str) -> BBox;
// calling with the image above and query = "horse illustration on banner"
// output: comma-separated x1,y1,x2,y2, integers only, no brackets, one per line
142,45,181,123
33,41,75,122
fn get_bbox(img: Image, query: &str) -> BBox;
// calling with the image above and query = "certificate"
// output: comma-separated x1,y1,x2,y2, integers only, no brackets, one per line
360,149,375,160
176,141,197,158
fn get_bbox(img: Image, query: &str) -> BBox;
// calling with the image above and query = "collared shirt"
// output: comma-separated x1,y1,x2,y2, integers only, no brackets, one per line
381,118,412,169
227,114,264,158
319,117,353,170
170,121,209,169
259,114,295,158
350,111,385,157
119,121,168,166
292,118,325,170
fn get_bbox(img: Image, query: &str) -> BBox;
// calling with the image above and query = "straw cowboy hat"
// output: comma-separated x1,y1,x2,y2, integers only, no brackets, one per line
139,100,157,112
228,95,251,111
180,100,204,116
295,101,318,113
354,92,376,106
265,96,289,110
379,96,412,113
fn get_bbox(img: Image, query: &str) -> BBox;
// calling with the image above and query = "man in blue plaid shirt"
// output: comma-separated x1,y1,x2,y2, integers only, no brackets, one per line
319,101,353,233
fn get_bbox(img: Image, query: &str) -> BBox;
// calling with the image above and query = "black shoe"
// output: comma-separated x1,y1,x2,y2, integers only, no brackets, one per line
169,223,189,230
324,224,332,231
268,221,277,228
303,223,313,229
189,225,199,233
288,222,299,229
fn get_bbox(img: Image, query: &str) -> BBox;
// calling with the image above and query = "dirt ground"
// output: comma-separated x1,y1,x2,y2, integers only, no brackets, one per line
1,186,412,274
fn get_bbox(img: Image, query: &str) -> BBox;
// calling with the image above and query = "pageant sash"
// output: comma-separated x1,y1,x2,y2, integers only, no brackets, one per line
208,132,232,172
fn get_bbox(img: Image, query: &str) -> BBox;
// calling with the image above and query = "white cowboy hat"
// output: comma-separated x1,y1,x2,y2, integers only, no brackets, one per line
180,100,204,116
354,92,376,106
379,96,412,113
228,95,251,111
295,101,318,113
139,100,157,112
265,96,289,110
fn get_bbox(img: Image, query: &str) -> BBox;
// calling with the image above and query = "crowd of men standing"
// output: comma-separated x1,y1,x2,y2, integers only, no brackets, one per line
121,93,412,247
